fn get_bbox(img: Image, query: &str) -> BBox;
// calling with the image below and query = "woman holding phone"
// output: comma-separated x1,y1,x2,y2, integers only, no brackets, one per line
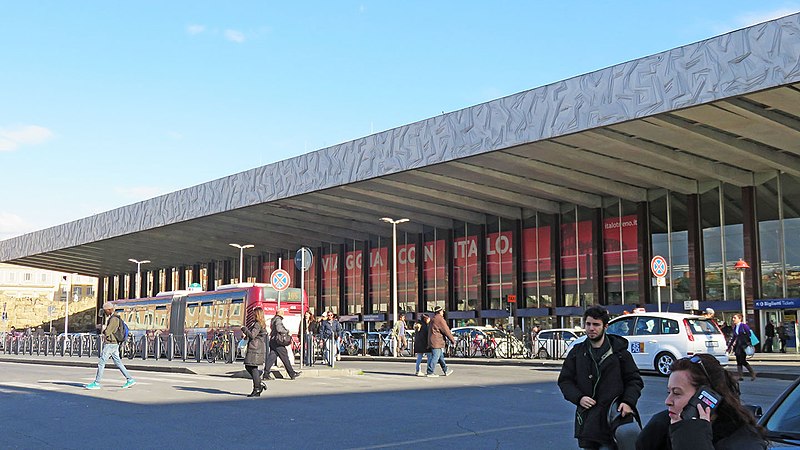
636,354,766,449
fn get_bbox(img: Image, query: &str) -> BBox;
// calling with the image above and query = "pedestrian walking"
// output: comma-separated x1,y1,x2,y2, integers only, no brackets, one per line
730,313,756,381
764,320,775,353
778,323,788,353
85,303,136,390
264,308,301,380
241,307,267,397
300,310,316,365
426,306,455,377
413,314,431,376
636,353,767,449
558,306,643,450
392,313,407,356
319,311,341,364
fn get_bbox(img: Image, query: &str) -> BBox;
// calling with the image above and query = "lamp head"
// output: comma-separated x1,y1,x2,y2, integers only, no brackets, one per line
734,259,750,270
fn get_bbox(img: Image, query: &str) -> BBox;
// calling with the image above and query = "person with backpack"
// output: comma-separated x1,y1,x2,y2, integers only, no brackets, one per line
264,308,301,380
558,306,643,449
85,302,136,390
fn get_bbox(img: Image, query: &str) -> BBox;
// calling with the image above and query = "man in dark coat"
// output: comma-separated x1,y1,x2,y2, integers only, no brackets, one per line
558,306,643,449
264,308,301,380
764,320,775,352
426,306,455,377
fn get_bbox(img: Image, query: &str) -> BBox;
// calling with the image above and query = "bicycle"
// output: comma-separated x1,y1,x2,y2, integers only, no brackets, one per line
206,331,231,363
120,334,137,359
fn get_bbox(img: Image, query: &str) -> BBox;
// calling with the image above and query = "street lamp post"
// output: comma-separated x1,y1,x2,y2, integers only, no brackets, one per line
381,217,409,357
229,243,254,283
734,258,750,321
128,259,151,299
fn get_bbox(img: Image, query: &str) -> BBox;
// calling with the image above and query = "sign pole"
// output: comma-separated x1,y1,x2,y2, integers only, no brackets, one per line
300,250,305,367
650,256,668,313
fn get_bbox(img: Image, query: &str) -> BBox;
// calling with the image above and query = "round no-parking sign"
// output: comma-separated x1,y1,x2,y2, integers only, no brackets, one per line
270,269,291,292
650,255,668,278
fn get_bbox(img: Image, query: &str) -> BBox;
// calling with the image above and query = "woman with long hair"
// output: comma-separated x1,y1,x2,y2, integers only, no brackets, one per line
241,307,267,397
637,353,766,449
731,313,757,381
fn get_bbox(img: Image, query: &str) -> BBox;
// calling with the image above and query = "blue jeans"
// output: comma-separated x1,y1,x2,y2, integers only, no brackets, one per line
427,348,447,375
415,352,430,373
94,343,133,383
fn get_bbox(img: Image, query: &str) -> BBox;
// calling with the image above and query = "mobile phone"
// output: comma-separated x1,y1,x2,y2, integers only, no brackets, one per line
681,385,722,420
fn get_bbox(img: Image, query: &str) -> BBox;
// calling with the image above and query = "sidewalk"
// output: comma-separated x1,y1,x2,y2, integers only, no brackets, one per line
0,353,361,379
1,351,798,380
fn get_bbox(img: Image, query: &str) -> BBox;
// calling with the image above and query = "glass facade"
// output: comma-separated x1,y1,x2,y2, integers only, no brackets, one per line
453,221,481,312
396,231,417,313
422,228,447,312
521,213,554,308
486,216,514,311
344,240,364,315
603,200,639,305
561,206,596,308
320,244,340,315
368,237,389,314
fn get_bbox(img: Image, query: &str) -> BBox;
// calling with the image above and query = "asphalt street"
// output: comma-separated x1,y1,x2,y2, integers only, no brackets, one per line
1,360,794,450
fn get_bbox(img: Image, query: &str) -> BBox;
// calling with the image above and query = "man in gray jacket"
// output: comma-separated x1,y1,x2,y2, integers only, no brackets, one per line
85,302,136,390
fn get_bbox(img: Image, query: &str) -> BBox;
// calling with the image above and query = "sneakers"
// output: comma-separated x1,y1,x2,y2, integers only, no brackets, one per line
122,379,136,389
416,371,426,377
84,382,101,390
426,373,439,378
444,369,454,376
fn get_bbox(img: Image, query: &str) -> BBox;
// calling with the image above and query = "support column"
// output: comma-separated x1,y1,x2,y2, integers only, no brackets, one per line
177,266,186,290
337,244,346,316
207,261,217,290
222,260,232,285
192,264,201,285
592,208,604,306
256,255,265,283
152,269,161,296
96,277,105,322
687,194,704,302
637,202,651,306
116,274,125,300
478,224,487,311
742,186,760,326
164,268,173,292
416,234,425,314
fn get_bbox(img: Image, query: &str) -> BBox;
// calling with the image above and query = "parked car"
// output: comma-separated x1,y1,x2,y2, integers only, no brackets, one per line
566,311,729,376
534,328,585,359
759,376,800,448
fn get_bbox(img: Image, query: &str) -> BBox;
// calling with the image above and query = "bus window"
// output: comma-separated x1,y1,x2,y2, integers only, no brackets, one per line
201,302,213,328
155,305,168,329
144,311,154,327
229,300,244,327
186,303,200,328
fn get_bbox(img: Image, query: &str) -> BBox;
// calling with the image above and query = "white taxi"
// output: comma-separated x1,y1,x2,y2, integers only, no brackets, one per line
567,311,729,376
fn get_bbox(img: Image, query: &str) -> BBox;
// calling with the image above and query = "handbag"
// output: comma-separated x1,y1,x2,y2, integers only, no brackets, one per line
237,338,249,358
749,329,760,346
745,344,755,356
274,332,292,347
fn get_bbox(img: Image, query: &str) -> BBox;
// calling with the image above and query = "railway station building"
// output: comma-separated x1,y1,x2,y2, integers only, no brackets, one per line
2,13,800,345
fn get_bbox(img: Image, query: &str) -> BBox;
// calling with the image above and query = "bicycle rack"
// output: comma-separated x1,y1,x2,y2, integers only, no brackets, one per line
180,334,188,362
140,335,149,360
77,335,84,357
153,335,162,361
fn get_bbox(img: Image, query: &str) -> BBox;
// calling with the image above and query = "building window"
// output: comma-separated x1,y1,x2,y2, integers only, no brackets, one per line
522,213,554,308
321,244,340,315
453,221,481,312
486,216,514,311
344,240,365,315
397,231,417,313
603,199,639,305
561,206,596,308
422,227,447,312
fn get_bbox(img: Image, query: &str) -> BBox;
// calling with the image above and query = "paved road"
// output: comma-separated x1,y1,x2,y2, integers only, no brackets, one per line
0,361,793,449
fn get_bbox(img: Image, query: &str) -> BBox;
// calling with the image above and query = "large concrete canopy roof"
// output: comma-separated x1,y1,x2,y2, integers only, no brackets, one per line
2,13,800,277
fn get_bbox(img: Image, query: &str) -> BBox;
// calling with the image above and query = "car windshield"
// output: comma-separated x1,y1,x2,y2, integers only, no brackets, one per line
484,329,507,339
686,319,721,334
764,381,800,439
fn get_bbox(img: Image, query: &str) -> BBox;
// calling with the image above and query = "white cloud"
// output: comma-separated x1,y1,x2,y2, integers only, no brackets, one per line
187,24,206,35
224,29,246,43
0,212,31,240
0,125,54,152
114,186,169,201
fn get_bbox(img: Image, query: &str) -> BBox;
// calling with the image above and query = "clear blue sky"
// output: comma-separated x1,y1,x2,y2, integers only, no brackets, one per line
1,1,798,240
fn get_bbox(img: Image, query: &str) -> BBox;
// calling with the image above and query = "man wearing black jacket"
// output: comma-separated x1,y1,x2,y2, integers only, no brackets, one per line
558,306,643,449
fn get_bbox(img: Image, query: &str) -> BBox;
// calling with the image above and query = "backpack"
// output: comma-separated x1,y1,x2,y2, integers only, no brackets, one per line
113,315,129,342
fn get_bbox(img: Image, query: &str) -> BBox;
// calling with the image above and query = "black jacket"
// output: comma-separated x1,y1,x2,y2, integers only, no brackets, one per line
558,333,644,447
669,416,767,450
414,321,430,354
241,322,267,366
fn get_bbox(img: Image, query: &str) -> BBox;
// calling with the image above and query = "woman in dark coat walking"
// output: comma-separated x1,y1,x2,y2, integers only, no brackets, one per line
413,314,431,376
241,307,267,397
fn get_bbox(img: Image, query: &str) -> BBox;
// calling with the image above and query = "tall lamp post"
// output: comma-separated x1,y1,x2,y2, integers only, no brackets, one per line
229,243,254,283
128,259,150,299
381,217,409,356
734,258,750,321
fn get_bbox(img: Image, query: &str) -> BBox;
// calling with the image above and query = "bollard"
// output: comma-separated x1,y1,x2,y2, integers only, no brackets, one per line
167,334,175,361
141,335,149,360
363,333,369,357
181,334,188,362
153,335,161,361
328,336,335,368
194,335,203,363
96,335,103,357
77,335,84,357
227,332,235,364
